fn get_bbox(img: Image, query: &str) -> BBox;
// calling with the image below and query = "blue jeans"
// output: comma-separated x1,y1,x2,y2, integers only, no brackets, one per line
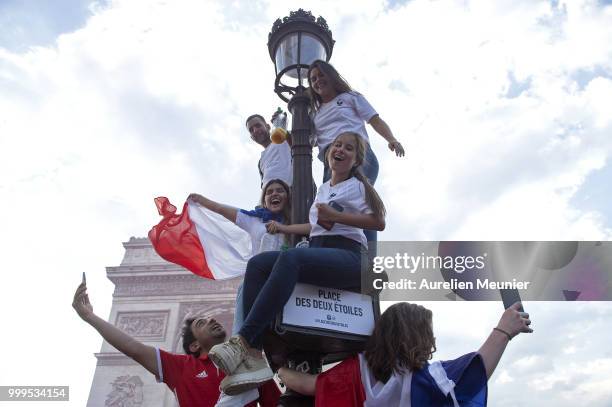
231,282,244,335
238,247,363,349
322,142,379,251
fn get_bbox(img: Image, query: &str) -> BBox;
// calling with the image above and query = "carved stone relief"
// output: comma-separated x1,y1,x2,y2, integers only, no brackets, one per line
112,274,241,297
115,311,169,341
105,375,143,407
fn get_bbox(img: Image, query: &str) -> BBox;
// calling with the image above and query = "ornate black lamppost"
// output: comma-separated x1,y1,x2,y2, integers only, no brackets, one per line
266,11,336,405
267,12,379,407
267,9,335,243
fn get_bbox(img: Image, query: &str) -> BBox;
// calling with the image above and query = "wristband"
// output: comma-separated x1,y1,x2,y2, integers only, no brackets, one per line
493,327,512,341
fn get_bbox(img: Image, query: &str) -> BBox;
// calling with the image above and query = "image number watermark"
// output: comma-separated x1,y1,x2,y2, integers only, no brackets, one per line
0,386,69,401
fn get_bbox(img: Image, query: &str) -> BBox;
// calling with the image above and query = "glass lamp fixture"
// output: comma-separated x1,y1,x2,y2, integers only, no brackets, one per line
268,9,335,102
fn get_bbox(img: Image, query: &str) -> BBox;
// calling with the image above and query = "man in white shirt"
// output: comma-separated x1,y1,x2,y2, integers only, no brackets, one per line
245,114,292,188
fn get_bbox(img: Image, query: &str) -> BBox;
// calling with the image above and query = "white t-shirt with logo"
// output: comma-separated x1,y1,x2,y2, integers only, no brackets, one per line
236,211,284,256
313,91,377,160
259,141,292,187
309,177,373,248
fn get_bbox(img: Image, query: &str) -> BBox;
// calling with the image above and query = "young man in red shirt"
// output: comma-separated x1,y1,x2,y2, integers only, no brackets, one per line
73,282,279,406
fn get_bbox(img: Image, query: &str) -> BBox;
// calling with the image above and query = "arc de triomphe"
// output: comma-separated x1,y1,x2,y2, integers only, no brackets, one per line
86,237,240,407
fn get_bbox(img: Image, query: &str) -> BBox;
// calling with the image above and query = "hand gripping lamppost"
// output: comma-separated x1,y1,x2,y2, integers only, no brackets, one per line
266,10,381,406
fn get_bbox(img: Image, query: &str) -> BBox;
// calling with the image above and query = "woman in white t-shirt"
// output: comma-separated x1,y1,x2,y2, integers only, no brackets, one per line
208,132,387,396
187,179,291,335
307,59,405,185
308,59,403,248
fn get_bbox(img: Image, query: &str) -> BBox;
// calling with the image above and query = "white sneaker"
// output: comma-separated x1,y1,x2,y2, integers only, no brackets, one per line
215,389,259,406
220,355,274,396
209,336,247,375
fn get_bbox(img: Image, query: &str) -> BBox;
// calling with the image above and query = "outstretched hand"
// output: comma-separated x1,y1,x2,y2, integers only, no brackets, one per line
187,193,205,205
497,302,533,339
388,140,405,157
73,282,94,322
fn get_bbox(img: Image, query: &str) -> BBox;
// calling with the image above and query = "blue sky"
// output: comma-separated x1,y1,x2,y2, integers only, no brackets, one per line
1,0,612,405
0,0,108,51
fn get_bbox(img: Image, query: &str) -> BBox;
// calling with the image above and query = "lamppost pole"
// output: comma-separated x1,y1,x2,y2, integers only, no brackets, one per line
287,89,312,238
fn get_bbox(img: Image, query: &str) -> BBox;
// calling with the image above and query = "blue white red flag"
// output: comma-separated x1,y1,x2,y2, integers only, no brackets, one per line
149,197,251,280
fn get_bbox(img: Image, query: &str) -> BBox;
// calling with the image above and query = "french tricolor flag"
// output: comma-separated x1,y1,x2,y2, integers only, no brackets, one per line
148,197,251,280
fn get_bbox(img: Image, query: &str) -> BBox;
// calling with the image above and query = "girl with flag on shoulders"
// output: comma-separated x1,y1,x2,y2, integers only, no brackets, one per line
278,301,533,406
188,178,291,336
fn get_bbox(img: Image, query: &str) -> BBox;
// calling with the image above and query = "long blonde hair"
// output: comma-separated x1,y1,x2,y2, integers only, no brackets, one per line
325,133,386,219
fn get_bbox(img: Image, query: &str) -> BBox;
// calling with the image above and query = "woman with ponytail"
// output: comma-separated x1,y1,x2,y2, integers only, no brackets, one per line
207,132,386,396
308,59,399,246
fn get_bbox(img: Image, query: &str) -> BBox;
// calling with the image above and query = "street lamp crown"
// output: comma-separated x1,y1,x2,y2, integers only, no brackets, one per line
268,9,333,44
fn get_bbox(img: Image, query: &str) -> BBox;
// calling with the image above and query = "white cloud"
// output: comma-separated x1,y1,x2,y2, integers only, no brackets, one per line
494,369,515,384
513,354,543,369
1,0,612,405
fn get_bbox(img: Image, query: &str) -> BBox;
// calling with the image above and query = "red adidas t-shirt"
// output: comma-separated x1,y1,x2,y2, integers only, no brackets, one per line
156,349,279,407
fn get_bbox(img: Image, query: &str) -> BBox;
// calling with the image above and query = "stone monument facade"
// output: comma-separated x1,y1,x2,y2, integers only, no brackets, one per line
86,237,241,407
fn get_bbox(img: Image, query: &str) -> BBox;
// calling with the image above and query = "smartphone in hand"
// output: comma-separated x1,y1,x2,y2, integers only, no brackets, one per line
500,289,524,312
317,201,344,231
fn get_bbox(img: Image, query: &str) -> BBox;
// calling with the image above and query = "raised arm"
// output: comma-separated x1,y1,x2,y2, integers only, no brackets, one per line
278,367,317,396
73,283,159,376
369,115,404,157
478,302,533,379
188,193,238,223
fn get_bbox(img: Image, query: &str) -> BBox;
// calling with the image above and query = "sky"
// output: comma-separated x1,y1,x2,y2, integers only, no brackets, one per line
1,0,611,405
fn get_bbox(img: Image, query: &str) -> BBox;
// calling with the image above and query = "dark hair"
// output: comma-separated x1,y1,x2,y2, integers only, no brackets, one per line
326,132,386,219
307,60,353,112
181,318,199,356
364,303,436,383
245,114,266,127
260,179,292,224
260,179,292,245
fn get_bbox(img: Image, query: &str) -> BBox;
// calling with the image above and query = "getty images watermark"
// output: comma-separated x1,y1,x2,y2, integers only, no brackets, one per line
363,242,612,301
